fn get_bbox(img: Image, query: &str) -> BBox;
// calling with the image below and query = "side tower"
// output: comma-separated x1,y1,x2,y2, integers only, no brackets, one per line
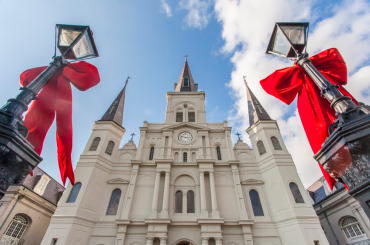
244,79,329,245
41,79,129,245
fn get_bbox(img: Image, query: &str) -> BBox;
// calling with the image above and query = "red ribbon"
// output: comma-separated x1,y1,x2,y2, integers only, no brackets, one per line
260,48,358,190
20,61,100,185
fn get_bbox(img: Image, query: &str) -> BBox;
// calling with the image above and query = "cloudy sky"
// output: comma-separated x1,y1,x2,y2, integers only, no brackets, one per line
0,0,369,188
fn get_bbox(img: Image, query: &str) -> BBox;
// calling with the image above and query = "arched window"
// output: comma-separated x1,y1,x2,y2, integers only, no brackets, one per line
341,216,366,240
105,141,115,156
257,140,266,155
271,136,282,150
289,182,305,203
175,191,183,213
249,190,264,216
188,111,195,122
89,137,101,151
174,152,179,162
106,189,122,215
67,182,82,203
183,77,189,87
149,147,155,160
183,152,187,162
216,146,222,160
176,112,183,122
187,190,195,213
2,214,30,242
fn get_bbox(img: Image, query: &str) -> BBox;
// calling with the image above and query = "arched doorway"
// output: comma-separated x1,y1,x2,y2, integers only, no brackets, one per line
174,238,196,245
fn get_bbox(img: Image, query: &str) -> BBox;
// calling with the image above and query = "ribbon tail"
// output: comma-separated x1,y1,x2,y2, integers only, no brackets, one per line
55,77,75,185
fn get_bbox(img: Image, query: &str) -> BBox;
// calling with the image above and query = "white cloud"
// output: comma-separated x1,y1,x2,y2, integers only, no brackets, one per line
161,0,172,17
215,0,370,187
179,0,212,29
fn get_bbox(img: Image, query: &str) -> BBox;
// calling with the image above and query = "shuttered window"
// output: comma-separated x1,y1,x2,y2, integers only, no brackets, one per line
105,141,115,156
271,137,282,150
257,140,266,155
176,112,183,122
89,137,101,151
188,112,195,122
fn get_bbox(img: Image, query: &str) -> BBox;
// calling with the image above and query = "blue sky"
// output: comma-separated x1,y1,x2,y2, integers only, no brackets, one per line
0,0,370,188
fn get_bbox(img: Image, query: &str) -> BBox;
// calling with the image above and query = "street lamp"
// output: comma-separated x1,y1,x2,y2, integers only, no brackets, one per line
0,24,99,199
266,22,370,218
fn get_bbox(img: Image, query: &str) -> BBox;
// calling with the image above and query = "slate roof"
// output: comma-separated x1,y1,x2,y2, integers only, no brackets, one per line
244,78,272,126
174,59,198,92
100,77,129,126
20,167,65,206
306,177,345,204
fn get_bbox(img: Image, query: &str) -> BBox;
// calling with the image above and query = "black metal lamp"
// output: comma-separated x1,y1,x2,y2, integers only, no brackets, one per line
266,22,370,218
266,22,309,59
0,24,99,199
56,24,99,60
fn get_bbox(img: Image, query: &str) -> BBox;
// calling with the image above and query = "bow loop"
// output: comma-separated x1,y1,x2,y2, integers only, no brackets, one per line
20,61,100,185
260,48,356,190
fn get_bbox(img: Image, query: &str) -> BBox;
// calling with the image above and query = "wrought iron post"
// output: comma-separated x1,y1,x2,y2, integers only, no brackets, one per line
296,54,370,219
0,56,67,199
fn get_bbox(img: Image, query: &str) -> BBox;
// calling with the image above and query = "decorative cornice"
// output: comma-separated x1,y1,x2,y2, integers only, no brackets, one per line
107,178,130,184
241,179,264,185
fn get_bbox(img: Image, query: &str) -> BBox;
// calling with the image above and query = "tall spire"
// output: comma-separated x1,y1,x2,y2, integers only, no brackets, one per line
244,76,272,126
100,76,131,126
174,57,198,92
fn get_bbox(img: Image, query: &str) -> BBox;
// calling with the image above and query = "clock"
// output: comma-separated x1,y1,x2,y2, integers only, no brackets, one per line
178,132,193,143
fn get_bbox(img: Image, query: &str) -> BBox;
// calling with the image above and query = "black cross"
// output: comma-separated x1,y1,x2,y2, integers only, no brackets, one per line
236,132,241,141
243,76,247,86
184,54,189,60
130,133,136,141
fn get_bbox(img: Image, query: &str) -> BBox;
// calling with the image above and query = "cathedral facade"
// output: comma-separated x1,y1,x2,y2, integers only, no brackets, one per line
41,60,329,245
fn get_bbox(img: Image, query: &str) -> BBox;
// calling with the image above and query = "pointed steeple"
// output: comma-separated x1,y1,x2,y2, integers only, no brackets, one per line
174,57,198,92
100,76,131,126
244,76,272,126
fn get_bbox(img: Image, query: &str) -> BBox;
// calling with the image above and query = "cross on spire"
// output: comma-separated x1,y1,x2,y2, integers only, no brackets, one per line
184,54,189,60
236,132,241,141
130,133,136,141
243,76,247,86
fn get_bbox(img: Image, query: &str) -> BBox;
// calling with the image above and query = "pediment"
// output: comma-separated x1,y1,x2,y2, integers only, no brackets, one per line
107,178,130,184
241,179,264,185
161,122,209,131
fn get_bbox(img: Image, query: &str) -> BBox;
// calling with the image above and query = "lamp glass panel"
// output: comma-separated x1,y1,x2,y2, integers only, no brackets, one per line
59,29,82,47
72,32,94,59
272,28,291,56
281,25,305,44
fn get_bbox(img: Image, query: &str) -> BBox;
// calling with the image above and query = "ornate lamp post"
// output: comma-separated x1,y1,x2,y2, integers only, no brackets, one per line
0,24,99,199
266,22,370,218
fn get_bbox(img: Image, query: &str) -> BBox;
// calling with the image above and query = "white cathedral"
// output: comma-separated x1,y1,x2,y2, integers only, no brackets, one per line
41,60,329,245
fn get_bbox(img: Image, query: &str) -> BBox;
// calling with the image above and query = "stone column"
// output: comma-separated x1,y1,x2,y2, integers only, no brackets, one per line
209,171,220,217
121,163,140,219
161,171,170,218
200,171,208,217
146,238,154,245
150,171,161,217
160,237,167,245
231,164,249,219
205,135,212,159
202,237,209,245
215,238,223,245
182,191,187,214
135,130,146,160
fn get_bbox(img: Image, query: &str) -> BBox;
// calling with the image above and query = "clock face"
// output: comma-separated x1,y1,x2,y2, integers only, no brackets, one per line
178,132,193,143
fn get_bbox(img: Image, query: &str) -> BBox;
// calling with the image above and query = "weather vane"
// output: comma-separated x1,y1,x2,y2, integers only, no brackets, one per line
130,133,136,141
236,132,241,141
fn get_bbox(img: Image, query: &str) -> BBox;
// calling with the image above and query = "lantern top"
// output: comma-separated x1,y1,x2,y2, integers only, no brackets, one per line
266,22,309,59
56,24,99,60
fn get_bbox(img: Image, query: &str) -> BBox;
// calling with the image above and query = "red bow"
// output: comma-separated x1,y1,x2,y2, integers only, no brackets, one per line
20,61,100,185
260,48,358,190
